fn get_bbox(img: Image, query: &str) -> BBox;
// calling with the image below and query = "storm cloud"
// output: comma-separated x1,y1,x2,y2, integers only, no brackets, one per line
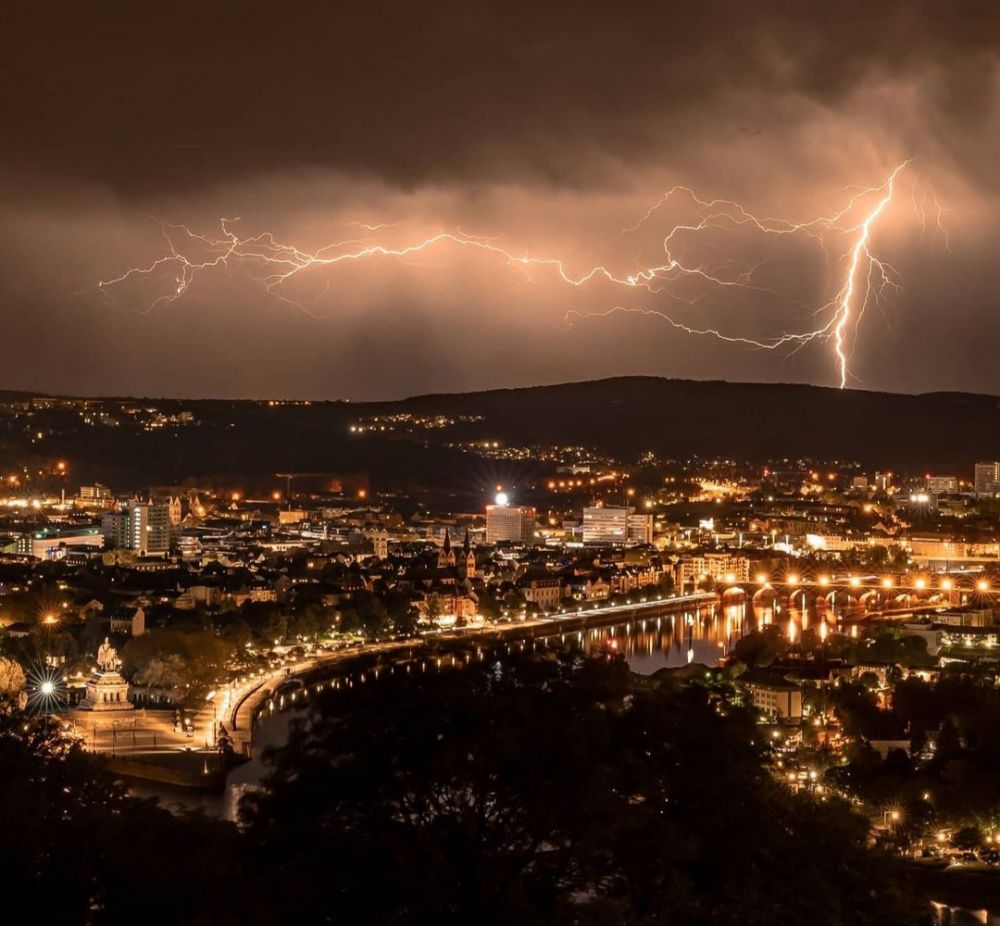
0,0,997,398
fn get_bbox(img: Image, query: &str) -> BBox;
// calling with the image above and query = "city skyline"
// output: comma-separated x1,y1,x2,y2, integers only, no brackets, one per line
1,3,999,399
3,7,1000,919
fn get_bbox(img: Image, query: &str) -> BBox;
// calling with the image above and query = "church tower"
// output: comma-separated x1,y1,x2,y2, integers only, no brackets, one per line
438,530,456,569
460,529,475,578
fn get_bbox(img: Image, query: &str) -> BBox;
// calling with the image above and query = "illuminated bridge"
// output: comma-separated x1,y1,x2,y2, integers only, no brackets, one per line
713,571,997,614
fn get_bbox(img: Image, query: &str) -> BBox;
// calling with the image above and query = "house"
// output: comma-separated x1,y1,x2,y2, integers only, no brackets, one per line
740,669,803,721
518,577,562,611
108,605,145,637
2,621,33,638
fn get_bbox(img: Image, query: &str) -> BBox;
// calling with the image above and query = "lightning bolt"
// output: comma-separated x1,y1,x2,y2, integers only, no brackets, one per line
828,162,906,387
98,160,944,388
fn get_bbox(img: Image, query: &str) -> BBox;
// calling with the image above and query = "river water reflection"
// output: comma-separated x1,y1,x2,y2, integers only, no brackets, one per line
578,595,848,675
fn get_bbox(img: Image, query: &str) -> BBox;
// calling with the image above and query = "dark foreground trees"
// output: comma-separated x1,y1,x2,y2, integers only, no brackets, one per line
0,650,930,923
242,651,928,925
0,710,265,925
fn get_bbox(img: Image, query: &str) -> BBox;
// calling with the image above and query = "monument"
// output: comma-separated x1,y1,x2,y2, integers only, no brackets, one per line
82,637,134,712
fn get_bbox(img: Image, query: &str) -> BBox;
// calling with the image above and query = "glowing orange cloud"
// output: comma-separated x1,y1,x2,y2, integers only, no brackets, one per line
98,161,946,388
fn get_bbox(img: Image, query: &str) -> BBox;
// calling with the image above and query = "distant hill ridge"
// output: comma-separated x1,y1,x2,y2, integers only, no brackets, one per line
358,377,1000,470
1,377,997,483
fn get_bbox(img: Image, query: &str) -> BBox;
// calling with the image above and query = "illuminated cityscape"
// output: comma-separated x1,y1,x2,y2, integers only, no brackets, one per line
2,2,1000,923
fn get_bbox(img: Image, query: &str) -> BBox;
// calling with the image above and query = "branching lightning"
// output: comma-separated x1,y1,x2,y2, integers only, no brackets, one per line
98,161,947,388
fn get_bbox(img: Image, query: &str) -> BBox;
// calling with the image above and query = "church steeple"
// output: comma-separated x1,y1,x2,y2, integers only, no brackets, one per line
438,530,456,568
461,529,475,578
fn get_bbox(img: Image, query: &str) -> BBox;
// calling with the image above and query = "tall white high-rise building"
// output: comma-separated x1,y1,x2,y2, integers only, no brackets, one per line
130,501,171,556
974,462,1000,497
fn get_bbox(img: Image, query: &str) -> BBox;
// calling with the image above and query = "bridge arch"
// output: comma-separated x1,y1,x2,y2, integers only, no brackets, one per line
752,586,778,606
787,588,809,611
858,590,881,610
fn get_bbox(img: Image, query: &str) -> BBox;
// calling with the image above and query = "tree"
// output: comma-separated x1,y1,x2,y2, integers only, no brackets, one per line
859,671,881,691
338,591,390,637
951,825,983,852
934,717,963,765
241,650,929,925
732,626,791,667
0,706,269,924
384,590,419,635
800,626,820,657
81,611,108,655
476,587,502,621
0,657,25,699
122,629,234,702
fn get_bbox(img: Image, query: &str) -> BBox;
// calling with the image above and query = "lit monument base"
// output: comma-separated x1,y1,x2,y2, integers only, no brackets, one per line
82,670,135,712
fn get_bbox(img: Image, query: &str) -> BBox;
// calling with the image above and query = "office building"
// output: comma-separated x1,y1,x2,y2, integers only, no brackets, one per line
16,527,104,560
582,506,652,546
974,462,1000,497
582,506,629,544
626,512,654,545
926,475,958,496
676,552,751,587
79,484,112,502
485,504,536,544
101,511,131,549
130,501,171,556
873,471,893,491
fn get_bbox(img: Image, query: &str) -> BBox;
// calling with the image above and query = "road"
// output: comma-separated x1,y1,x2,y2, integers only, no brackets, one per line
229,591,718,753
75,591,718,757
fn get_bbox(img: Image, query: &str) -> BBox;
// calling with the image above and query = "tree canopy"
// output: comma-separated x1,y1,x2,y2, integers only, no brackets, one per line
242,650,927,924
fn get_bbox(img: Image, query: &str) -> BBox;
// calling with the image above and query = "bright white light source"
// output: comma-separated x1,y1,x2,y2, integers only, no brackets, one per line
495,492,509,507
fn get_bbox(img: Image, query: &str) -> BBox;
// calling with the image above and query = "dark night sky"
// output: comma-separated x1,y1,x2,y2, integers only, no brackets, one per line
1,1,998,399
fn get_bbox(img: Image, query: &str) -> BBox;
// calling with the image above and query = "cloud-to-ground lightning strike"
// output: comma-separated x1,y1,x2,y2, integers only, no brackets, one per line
98,161,942,388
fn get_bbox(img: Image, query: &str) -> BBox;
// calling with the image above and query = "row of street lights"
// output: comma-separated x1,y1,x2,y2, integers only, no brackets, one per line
755,574,992,593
